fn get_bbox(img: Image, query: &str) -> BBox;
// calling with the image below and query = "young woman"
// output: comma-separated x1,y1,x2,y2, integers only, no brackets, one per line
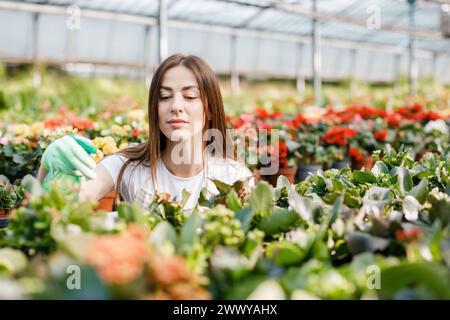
37,54,254,213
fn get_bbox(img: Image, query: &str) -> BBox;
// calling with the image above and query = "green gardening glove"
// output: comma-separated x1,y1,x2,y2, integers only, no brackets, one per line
41,135,97,192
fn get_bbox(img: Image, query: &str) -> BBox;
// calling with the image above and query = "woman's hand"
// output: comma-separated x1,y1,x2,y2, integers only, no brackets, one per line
41,135,97,179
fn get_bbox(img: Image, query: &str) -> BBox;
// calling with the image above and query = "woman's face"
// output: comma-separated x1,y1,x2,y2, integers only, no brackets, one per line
158,65,205,143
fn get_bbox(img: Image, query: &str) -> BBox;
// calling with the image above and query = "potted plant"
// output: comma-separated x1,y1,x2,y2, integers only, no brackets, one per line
348,124,382,170
255,140,298,186
0,176,25,228
321,126,357,170
292,123,328,182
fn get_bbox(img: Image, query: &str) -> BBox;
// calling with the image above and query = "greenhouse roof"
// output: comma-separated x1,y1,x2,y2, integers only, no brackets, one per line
2,0,449,54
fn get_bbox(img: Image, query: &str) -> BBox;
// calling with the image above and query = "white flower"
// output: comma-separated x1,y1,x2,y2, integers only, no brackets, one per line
424,120,448,135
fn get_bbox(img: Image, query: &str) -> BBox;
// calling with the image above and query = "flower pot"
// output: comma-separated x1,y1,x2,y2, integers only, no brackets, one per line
254,167,297,187
415,149,428,161
0,209,11,217
96,191,117,212
0,217,8,229
351,156,374,170
295,164,322,182
332,161,351,170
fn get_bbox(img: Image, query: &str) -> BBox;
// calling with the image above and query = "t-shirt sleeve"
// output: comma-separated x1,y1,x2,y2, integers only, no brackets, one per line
99,154,128,191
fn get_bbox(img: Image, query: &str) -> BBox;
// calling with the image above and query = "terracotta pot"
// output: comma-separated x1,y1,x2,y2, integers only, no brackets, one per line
332,161,351,170
295,164,323,182
415,149,428,161
0,209,11,217
254,167,297,187
96,191,117,212
351,156,374,170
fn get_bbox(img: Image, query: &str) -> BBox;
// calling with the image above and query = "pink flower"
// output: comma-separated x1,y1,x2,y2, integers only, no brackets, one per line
0,137,9,146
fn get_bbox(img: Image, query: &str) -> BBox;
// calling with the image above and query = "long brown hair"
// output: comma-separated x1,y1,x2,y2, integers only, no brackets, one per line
114,54,236,196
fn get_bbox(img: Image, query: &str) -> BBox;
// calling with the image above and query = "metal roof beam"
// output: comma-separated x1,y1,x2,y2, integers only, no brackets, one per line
220,0,443,38
0,0,443,58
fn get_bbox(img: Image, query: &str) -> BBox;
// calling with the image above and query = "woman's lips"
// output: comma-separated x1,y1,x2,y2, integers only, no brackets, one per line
167,119,188,128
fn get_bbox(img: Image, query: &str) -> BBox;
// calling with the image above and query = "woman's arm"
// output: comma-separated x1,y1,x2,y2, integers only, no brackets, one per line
38,162,114,202
36,165,48,184
79,163,115,202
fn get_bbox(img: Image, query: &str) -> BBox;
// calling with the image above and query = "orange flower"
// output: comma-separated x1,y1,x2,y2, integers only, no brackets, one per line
147,254,196,286
86,227,149,285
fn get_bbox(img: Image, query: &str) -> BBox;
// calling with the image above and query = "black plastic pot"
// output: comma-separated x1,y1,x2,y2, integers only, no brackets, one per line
295,164,323,182
332,161,351,170
0,217,9,229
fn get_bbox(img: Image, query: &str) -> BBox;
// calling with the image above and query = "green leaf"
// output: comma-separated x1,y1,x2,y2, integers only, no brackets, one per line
226,189,242,212
408,178,428,203
267,241,306,266
380,263,450,299
211,179,232,195
117,202,145,224
249,181,273,215
396,167,413,194
352,171,378,184
402,195,420,221
288,188,316,223
0,248,28,275
258,207,299,236
344,231,390,255
371,161,389,176
149,222,177,247
235,206,253,232
276,175,291,189
180,189,191,208
177,211,200,254
364,186,393,201
224,274,267,300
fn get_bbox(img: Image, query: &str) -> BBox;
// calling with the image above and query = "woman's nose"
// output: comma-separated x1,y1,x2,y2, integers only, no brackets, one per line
171,95,185,113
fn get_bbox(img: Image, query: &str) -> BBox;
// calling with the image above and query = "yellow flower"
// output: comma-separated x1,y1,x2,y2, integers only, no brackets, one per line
92,136,118,155
9,124,30,137
103,142,118,155
127,109,146,122
30,122,45,137
111,125,124,136
93,150,104,162
118,142,128,150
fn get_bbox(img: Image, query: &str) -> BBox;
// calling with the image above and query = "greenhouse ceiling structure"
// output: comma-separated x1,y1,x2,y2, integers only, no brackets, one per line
1,0,450,100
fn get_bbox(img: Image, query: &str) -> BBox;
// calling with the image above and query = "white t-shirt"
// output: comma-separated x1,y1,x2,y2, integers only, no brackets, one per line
99,153,254,213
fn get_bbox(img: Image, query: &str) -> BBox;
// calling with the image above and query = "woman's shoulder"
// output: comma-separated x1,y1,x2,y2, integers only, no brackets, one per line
100,153,149,168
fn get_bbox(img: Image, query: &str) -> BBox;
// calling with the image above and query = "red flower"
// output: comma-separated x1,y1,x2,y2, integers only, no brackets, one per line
271,111,283,119
287,115,305,129
385,113,401,127
373,129,387,141
270,141,289,167
230,116,249,129
256,108,270,120
322,127,357,146
133,128,140,137
395,228,421,241
260,122,272,134
349,147,363,160
426,111,442,121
